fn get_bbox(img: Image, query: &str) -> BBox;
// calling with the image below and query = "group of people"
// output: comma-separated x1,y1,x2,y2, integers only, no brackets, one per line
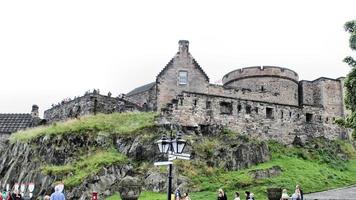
217,188,255,200
0,189,24,200
281,185,303,200
174,185,304,200
173,188,191,200
0,184,65,200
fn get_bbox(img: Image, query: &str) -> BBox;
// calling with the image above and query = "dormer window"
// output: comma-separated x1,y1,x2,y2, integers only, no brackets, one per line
179,71,188,85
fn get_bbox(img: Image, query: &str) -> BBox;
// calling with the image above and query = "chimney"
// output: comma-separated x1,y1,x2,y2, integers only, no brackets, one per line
31,104,39,118
178,40,189,54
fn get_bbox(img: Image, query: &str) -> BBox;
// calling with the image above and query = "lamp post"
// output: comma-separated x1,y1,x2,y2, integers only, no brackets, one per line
156,129,189,200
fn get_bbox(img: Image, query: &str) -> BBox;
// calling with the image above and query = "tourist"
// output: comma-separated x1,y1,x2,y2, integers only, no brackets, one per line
280,189,289,200
245,191,250,200
217,188,227,200
8,189,22,200
50,185,65,200
43,195,50,200
250,193,255,200
234,192,240,200
295,185,303,200
174,188,181,200
182,192,191,200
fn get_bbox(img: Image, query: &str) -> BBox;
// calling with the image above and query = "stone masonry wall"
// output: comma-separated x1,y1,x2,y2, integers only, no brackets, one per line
156,41,209,111
44,93,141,123
126,86,157,111
163,91,346,144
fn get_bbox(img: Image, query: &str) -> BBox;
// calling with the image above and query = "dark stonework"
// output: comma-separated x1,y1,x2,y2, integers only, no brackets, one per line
44,93,142,123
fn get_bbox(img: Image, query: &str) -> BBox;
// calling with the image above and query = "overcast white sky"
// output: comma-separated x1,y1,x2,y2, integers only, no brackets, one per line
0,0,355,116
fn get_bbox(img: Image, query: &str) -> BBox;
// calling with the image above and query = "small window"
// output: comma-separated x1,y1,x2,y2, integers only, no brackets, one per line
266,107,273,119
261,86,264,91
178,71,188,85
206,101,211,109
306,113,313,123
297,113,300,119
281,111,284,119
237,104,242,113
326,117,329,122
220,102,233,115
319,116,322,121
289,112,292,118
246,105,251,114
193,99,198,107
255,107,258,114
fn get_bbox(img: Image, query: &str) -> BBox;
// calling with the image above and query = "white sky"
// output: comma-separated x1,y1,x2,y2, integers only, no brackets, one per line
0,0,355,116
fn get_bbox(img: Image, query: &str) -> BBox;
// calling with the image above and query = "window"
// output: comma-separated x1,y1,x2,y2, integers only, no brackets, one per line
237,104,242,113
246,105,251,114
289,112,292,118
306,113,313,123
281,111,284,119
178,71,188,85
220,102,233,115
206,101,211,109
255,107,258,114
266,107,273,119
193,99,198,107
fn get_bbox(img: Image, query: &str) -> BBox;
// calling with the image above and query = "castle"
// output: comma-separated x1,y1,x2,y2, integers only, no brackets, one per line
26,40,350,144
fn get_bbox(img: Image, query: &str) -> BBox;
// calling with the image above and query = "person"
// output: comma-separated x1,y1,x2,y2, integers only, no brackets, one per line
245,191,250,200
174,188,181,200
8,189,22,200
249,193,255,200
234,192,240,200
280,189,289,200
182,192,191,200
296,185,303,200
43,195,50,200
50,185,65,200
217,188,227,200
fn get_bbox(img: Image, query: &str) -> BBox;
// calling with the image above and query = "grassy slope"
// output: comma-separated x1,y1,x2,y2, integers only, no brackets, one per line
9,112,157,188
107,140,356,200
42,149,128,188
10,112,156,142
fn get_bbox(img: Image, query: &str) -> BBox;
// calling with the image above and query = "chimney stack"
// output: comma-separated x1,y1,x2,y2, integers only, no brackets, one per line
31,104,39,118
178,40,189,54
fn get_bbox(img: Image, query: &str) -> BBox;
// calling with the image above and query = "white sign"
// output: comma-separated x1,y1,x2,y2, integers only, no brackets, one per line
154,161,173,166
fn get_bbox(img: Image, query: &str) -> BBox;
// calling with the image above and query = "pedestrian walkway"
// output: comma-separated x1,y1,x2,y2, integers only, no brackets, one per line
304,185,356,200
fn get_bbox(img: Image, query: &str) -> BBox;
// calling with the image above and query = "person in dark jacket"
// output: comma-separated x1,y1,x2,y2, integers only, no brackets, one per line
217,188,227,200
8,189,22,200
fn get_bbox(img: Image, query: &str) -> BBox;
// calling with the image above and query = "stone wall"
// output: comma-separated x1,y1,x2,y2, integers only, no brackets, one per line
44,93,142,123
221,66,299,106
163,91,347,144
126,86,157,111
156,40,209,111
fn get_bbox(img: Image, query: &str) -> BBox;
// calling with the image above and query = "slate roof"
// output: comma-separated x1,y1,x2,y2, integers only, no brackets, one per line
0,114,34,134
126,82,156,96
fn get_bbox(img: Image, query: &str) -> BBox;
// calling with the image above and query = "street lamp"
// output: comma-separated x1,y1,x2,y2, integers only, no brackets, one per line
155,129,189,200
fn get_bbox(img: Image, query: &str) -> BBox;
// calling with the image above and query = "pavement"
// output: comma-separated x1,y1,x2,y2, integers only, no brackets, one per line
304,185,356,200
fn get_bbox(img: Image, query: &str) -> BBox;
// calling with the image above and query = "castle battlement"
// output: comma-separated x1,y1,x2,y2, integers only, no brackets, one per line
222,66,299,86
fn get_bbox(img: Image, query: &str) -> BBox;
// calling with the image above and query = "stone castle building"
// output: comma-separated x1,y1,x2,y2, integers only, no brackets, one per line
126,40,349,143
38,40,348,143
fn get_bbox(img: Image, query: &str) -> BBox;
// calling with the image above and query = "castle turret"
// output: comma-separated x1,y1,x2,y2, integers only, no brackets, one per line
31,104,39,118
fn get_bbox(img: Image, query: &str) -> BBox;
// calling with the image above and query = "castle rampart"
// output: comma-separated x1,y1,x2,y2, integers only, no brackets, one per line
44,93,142,123
163,91,347,144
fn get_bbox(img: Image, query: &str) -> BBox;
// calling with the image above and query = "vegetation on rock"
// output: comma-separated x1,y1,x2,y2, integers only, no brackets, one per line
42,149,128,188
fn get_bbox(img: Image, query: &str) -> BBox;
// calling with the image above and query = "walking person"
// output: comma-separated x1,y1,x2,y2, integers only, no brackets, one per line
174,188,181,200
7,189,22,200
217,188,227,200
295,185,303,200
182,192,191,200
280,189,289,200
234,192,240,200
50,185,65,200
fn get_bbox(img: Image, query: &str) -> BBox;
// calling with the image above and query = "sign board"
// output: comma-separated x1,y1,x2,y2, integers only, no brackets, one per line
154,161,173,166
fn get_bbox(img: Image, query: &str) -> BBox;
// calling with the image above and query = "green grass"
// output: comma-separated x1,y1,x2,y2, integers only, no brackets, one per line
42,149,127,188
10,112,157,142
106,139,356,200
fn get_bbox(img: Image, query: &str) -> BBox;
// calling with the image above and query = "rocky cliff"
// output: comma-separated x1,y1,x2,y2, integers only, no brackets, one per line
0,113,270,199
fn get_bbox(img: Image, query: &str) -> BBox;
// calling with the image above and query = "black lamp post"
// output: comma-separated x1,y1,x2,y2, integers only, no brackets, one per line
156,130,187,200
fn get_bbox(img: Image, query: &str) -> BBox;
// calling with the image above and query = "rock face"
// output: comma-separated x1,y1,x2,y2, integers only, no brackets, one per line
0,125,271,198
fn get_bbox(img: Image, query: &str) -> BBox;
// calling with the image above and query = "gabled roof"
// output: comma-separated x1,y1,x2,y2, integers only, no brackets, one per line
126,82,156,96
0,114,34,134
156,55,210,82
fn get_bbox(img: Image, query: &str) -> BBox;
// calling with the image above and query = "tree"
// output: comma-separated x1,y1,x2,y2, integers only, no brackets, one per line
339,20,356,136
